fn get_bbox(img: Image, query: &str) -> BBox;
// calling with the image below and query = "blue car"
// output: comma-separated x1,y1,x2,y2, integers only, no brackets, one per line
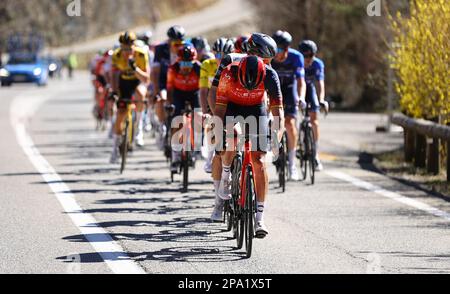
1,53,49,87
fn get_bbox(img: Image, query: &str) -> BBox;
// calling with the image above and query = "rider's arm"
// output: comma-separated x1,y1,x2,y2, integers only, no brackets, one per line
199,61,211,113
295,52,307,102
111,67,120,94
265,67,285,139
316,60,326,103
213,73,229,122
166,66,175,104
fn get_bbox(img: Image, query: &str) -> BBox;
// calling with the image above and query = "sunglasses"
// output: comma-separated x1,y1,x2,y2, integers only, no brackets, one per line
303,52,314,59
215,52,223,60
180,61,193,68
277,47,287,54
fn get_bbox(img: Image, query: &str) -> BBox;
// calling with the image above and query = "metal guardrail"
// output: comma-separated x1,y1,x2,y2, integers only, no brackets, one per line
391,113,450,182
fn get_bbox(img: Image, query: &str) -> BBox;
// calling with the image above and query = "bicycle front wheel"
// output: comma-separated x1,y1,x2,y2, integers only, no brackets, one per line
245,167,255,259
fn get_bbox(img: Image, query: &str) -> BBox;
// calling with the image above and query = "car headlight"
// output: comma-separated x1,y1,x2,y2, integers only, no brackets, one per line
0,68,9,77
33,68,42,76
49,64,57,71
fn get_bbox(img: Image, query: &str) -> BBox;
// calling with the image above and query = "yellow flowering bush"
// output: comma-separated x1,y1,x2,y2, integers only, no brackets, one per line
390,0,450,123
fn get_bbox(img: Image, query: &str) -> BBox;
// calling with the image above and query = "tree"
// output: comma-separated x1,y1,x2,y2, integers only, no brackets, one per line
390,0,450,123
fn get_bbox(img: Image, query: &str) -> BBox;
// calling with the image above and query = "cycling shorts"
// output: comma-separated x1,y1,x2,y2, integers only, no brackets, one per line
222,102,269,153
282,85,299,118
172,89,200,117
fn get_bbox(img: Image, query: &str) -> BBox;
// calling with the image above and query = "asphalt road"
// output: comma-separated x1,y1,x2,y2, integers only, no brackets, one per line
1,73,450,274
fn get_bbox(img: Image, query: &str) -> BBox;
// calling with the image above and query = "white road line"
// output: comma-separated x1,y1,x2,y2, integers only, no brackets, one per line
326,170,450,222
10,92,145,274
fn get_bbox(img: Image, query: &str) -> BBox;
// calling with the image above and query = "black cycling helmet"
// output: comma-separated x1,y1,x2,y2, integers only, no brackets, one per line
272,30,293,49
178,44,197,61
191,37,210,52
247,33,277,59
212,38,234,54
299,40,318,55
138,31,153,44
119,31,137,45
238,55,266,90
167,25,186,41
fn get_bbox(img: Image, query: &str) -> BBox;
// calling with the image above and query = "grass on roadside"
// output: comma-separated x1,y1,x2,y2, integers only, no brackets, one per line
374,149,449,197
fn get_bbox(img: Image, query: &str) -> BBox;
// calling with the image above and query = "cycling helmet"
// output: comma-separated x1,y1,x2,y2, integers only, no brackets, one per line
167,25,186,41
178,44,197,61
119,31,137,45
238,56,266,90
138,31,153,44
247,33,277,59
212,38,234,54
191,37,210,52
234,35,249,53
272,30,293,49
299,40,318,55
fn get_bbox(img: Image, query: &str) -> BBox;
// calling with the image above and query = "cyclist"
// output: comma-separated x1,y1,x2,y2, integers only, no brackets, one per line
166,44,202,172
199,38,235,174
208,33,278,222
190,36,213,62
271,30,307,180
214,56,284,238
298,40,328,171
93,49,113,123
109,31,150,163
151,25,186,150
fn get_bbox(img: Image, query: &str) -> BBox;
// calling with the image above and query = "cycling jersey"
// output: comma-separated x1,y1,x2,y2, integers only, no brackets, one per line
199,58,218,89
271,48,305,86
271,48,305,117
304,57,325,85
167,61,202,92
212,53,246,88
167,61,202,116
216,63,282,108
304,57,325,113
153,42,178,90
112,46,149,80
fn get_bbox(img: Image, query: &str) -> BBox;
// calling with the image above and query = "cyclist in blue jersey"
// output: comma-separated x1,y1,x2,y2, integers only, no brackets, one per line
299,40,329,171
272,30,306,181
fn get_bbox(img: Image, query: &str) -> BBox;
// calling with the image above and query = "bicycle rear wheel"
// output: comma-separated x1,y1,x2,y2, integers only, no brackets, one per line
306,128,316,185
245,167,255,259
299,130,307,181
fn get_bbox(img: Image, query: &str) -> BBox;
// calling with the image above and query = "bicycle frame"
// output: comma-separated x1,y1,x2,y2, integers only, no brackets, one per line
238,139,256,208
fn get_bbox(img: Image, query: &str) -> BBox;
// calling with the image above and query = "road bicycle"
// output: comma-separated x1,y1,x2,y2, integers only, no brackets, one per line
169,102,196,193
118,98,137,174
225,126,258,258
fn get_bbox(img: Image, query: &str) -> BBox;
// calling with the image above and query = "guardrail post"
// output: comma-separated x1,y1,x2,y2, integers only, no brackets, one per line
427,138,440,175
404,129,415,162
415,133,427,168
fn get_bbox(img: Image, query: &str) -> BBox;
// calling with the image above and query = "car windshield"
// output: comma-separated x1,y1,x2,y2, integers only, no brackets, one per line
8,56,37,65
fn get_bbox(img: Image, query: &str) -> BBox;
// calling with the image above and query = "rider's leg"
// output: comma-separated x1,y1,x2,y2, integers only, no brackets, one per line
134,84,147,147
285,114,299,179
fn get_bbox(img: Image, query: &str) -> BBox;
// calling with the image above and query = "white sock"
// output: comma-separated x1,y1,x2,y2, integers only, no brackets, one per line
315,141,320,159
256,202,265,223
288,150,296,168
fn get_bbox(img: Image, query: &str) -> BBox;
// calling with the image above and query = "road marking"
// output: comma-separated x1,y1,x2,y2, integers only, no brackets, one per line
326,170,450,222
10,92,145,274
